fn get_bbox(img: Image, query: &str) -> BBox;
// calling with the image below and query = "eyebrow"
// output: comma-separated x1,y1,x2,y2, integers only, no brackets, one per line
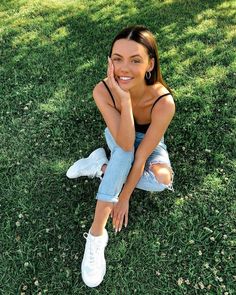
112,53,143,58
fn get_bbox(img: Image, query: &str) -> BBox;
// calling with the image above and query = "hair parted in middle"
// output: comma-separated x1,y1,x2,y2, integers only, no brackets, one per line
109,25,171,93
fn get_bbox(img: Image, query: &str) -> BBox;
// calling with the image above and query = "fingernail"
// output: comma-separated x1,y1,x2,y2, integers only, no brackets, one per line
115,229,117,233
125,224,127,228
119,228,121,232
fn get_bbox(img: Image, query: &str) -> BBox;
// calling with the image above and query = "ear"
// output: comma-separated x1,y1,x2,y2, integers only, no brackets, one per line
148,57,155,72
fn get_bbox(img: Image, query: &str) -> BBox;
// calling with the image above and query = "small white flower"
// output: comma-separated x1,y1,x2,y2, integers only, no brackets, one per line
210,236,215,241
177,277,184,286
205,149,211,153
198,250,202,256
45,228,50,233
199,281,205,289
204,227,213,233
74,254,79,260
185,279,190,285
24,262,29,267
34,280,39,286
189,240,195,244
204,262,210,269
16,221,21,227
18,213,24,219
223,235,227,239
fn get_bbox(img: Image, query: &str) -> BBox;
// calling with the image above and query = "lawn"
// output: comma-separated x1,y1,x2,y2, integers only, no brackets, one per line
0,0,235,294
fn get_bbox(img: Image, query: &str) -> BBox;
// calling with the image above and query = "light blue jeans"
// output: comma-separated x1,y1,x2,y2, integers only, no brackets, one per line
96,127,174,203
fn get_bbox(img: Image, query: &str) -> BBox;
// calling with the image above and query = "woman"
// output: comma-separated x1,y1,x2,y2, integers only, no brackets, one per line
67,25,175,288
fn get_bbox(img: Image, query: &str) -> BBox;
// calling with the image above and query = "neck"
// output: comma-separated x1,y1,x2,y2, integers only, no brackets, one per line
129,82,147,102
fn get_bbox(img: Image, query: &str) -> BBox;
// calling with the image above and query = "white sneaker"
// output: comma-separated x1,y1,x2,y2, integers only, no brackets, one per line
81,229,108,288
66,148,108,180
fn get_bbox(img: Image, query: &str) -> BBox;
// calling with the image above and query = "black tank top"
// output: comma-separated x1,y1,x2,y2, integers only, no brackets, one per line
101,80,171,133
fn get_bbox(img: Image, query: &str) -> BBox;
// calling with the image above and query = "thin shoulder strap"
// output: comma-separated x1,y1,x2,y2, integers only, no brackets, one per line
101,80,116,109
151,93,171,112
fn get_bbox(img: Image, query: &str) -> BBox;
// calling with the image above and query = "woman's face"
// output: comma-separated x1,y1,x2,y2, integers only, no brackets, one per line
111,39,154,90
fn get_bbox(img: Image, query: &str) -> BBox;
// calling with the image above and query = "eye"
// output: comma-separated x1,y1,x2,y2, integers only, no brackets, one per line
132,59,141,64
112,57,122,62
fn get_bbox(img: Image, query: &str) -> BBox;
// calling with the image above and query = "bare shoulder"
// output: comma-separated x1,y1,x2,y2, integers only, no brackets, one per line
151,83,175,116
152,83,174,104
92,78,113,106
93,79,108,99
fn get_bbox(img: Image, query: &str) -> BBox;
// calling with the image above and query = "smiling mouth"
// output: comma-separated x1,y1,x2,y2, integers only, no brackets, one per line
118,76,133,82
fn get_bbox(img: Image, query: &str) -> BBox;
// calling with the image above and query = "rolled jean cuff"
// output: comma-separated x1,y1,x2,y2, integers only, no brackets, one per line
96,192,119,203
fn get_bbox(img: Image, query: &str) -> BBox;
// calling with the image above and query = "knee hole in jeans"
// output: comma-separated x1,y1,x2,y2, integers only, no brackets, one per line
150,163,172,185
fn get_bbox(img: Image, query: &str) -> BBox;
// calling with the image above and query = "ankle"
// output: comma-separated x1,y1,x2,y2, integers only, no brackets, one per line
90,224,105,237
101,164,107,174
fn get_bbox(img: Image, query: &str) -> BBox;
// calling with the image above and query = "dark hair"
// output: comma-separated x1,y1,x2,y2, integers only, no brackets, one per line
109,25,171,92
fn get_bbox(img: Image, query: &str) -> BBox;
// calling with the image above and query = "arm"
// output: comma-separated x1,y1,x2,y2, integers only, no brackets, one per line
112,95,175,231
122,94,175,197
93,58,135,151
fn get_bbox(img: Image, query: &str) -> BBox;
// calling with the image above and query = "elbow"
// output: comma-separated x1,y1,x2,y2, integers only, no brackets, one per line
116,135,135,152
118,142,134,152
116,139,134,152
122,145,134,152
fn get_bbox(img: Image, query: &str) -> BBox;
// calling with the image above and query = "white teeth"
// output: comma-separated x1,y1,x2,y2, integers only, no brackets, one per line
119,76,132,80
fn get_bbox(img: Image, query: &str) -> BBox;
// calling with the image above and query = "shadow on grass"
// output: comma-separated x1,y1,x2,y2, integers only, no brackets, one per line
1,0,235,293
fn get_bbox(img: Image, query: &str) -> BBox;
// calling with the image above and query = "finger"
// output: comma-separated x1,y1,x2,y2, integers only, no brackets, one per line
112,210,118,230
115,216,121,233
107,57,111,78
124,212,128,228
110,208,113,218
113,212,120,233
108,58,117,87
118,214,124,232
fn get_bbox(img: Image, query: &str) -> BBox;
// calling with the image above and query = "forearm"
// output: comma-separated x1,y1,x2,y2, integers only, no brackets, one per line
116,100,135,151
119,158,146,200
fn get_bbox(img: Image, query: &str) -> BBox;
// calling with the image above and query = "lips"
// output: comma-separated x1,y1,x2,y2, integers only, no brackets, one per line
117,76,133,83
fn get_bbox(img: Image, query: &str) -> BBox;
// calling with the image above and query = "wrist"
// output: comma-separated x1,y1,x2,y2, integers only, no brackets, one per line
120,97,132,108
119,191,131,202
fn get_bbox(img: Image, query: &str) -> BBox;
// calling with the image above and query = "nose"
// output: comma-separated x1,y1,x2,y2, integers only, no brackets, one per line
117,60,130,74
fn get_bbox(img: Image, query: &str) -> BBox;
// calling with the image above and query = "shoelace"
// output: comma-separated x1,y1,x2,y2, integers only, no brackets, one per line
83,233,103,267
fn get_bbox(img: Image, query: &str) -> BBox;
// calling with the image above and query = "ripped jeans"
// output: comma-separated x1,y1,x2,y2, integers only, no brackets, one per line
96,127,174,203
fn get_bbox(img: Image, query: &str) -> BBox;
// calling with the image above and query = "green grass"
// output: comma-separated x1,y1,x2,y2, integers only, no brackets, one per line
0,0,235,294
